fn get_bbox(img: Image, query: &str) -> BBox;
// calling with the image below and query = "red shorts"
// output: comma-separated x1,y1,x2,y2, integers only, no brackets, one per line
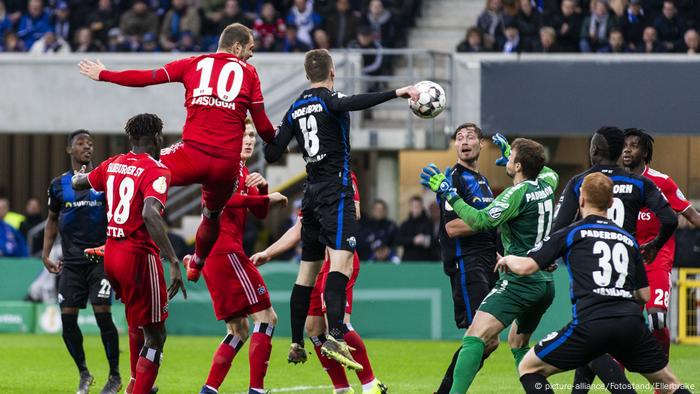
160,141,241,210
308,252,360,317
645,269,672,311
104,240,168,327
202,250,271,320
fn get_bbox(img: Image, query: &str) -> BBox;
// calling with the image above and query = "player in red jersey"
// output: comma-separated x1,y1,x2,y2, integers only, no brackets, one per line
198,120,288,394
72,114,186,394
252,172,388,394
78,23,276,283
623,128,700,357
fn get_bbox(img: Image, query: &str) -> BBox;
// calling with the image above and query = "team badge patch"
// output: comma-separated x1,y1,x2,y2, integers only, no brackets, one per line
488,206,503,219
153,176,167,194
539,331,559,346
346,236,357,248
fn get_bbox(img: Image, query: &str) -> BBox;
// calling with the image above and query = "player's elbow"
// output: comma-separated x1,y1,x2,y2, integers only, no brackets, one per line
263,145,282,163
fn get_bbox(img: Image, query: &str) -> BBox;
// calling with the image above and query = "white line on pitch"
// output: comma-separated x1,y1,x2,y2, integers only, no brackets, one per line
233,385,333,393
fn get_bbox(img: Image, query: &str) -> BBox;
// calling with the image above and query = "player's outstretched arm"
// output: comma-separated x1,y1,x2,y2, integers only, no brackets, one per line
495,255,539,275
79,59,172,87
143,198,187,300
71,165,91,191
551,178,579,233
325,85,419,112
681,207,700,227
263,118,294,163
251,219,301,266
250,103,276,144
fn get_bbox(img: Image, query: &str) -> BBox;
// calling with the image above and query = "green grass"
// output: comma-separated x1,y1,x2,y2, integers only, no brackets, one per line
0,334,697,393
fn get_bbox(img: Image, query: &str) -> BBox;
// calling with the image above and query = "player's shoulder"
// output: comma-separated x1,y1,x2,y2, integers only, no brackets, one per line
643,166,672,186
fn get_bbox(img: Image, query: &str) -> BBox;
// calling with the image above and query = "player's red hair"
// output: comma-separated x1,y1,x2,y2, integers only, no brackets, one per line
581,172,613,210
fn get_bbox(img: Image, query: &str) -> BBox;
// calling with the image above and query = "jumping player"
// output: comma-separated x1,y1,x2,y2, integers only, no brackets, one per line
78,23,276,282
72,114,187,394
42,130,121,394
263,48,418,369
623,128,700,357
251,171,388,394
497,173,692,394
420,136,559,393
198,120,288,394
434,123,498,394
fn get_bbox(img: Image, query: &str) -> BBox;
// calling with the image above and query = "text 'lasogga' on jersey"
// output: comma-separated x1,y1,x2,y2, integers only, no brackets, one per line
529,215,648,321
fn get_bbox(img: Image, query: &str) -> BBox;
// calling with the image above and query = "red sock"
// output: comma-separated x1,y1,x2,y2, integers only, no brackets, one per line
652,327,671,357
344,326,376,385
311,335,350,390
194,214,220,264
128,326,144,379
206,334,245,389
249,323,274,390
133,347,161,394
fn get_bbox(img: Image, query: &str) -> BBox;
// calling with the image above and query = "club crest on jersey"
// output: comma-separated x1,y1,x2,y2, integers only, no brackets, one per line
346,236,357,248
257,285,267,295
488,201,508,220
539,331,558,346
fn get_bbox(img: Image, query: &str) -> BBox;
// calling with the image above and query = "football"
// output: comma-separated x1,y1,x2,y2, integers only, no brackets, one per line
408,80,447,119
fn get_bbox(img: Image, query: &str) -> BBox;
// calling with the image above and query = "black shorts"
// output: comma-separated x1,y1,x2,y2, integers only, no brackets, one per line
447,255,498,329
535,315,668,373
58,262,113,308
301,181,358,261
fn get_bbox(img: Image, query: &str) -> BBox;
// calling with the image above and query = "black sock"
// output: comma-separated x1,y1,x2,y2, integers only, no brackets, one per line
61,313,87,373
324,271,349,340
572,365,595,394
95,312,120,377
436,347,461,394
289,284,313,346
674,385,692,394
590,354,635,394
520,373,554,394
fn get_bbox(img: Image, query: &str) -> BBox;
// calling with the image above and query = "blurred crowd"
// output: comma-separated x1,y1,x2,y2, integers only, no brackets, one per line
458,0,700,54
0,0,421,53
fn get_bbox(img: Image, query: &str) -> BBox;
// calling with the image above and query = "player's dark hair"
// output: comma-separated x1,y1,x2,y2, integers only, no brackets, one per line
67,129,91,147
594,126,625,161
452,122,483,140
624,128,654,164
218,23,252,50
305,49,333,82
124,113,163,143
511,138,545,179
581,172,613,211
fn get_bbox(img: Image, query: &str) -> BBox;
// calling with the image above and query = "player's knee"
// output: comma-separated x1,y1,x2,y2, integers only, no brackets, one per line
485,336,500,355
60,312,80,333
253,308,277,326
226,318,250,341
305,317,325,337
92,304,111,314
648,311,668,330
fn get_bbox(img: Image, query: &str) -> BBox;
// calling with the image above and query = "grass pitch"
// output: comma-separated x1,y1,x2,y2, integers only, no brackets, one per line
0,334,697,393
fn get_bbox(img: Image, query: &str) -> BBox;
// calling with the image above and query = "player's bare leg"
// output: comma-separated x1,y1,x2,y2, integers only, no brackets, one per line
185,206,223,282
288,259,323,364
508,322,534,368
60,306,94,394
641,366,692,394
92,304,121,394
322,249,362,370
133,322,166,394
517,349,562,393
248,308,277,393
450,311,505,393
202,317,250,394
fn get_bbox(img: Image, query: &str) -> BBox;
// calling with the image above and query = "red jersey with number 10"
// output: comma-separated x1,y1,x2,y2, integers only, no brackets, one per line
636,166,691,272
88,152,171,254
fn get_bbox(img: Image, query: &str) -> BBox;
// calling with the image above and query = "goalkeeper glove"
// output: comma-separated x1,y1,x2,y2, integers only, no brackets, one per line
420,164,456,200
492,133,511,166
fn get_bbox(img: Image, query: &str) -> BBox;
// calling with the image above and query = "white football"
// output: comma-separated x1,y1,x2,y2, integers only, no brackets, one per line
408,80,446,119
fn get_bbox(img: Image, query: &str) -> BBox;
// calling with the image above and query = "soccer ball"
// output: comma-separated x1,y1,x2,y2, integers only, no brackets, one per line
408,80,446,119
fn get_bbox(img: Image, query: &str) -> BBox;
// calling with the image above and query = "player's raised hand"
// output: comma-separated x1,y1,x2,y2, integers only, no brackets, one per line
78,59,106,81
268,192,288,207
396,85,420,101
251,251,271,267
42,256,63,274
167,260,187,300
492,133,511,166
245,172,268,189
420,163,456,199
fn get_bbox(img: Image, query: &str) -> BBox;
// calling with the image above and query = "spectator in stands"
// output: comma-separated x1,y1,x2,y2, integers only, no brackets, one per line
684,28,699,53
348,25,386,91
620,0,647,50
428,201,441,260
580,0,616,52
0,198,28,257
73,26,103,51
325,0,361,48
364,0,395,47
279,22,310,51
286,0,322,48
515,0,543,48
598,27,630,52
456,26,487,52
159,0,201,51
69,0,98,31
139,31,159,51
17,0,52,49
254,2,286,51
87,0,119,45
175,30,200,51
30,31,71,53
3,0,22,26
119,0,159,42
654,0,686,51
361,199,399,263
533,25,562,51
477,0,506,50
218,0,254,34
0,1,11,36
202,0,227,35
546,0,581,52
0,197,25,229
105,27,129,51
20,198,43,255
52,1,71,43
313,28,331,49
1,31,25,51
501,21,527,52
397,196,435,262
638,25,664,52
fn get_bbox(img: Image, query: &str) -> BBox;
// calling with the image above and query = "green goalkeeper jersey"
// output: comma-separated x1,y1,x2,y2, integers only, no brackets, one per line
448,166,559,282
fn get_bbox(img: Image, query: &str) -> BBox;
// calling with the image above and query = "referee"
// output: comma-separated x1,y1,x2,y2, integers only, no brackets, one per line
42,130,121,394
435,123,499,394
